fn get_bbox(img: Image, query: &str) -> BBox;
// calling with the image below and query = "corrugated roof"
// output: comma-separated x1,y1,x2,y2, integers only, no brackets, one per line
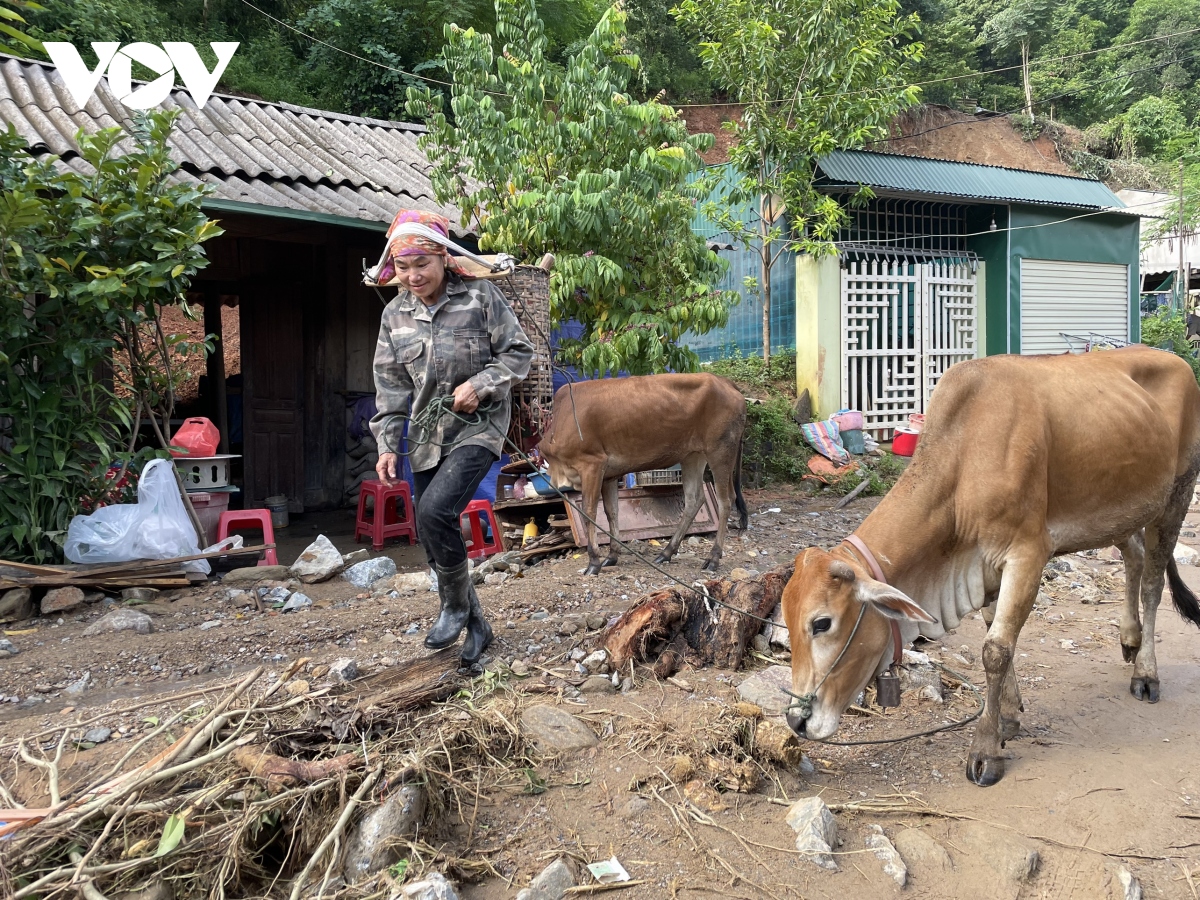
816,149,1126,211
0,54,467,233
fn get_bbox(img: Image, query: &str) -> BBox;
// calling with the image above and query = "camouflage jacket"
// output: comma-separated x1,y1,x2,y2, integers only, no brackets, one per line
370,275,534,471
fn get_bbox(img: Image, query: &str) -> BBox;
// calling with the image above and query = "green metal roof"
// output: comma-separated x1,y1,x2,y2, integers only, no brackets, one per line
816,150,1126,211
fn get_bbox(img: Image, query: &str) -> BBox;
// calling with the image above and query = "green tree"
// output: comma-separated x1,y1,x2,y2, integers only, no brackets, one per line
0,111,220,562
406,0,733,376
0,0,44,56
622,0,714,102
980,0,1054,115
674,0,920,360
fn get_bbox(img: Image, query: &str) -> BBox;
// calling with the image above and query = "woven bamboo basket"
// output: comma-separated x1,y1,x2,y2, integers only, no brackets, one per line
495,265,554,451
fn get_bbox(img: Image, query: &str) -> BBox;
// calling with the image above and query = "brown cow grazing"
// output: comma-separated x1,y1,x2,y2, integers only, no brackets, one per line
779,346,1200,786
539,373,748,575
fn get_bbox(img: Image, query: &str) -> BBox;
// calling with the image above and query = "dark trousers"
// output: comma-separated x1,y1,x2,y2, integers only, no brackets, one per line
412,444,497,569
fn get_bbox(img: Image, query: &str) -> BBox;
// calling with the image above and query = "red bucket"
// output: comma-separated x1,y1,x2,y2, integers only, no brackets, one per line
892,427,920,457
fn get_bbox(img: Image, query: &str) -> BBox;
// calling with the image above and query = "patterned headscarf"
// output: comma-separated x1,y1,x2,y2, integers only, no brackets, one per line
377,210,464,282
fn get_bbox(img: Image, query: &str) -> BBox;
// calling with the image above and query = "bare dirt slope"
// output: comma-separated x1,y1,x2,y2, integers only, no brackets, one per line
4,486,1200,899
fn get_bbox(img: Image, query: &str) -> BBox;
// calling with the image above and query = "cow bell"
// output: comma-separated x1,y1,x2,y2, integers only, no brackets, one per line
876,669,901,708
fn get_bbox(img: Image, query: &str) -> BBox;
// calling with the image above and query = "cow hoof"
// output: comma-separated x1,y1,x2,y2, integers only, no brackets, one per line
601,557,618,569
1000,717,1021,742
584,563,602,576
1130,676,1160,702
654,553,672,565
700,559,721,573
1121,642,1139,664
965,753,1005,786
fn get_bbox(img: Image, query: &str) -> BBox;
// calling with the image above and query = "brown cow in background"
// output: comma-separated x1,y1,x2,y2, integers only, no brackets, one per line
539,373,748,575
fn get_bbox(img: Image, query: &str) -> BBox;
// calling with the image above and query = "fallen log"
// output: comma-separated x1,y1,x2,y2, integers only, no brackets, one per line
603,564,793,676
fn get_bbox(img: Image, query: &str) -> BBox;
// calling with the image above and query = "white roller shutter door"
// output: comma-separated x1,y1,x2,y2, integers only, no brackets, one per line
1019,259,1130,355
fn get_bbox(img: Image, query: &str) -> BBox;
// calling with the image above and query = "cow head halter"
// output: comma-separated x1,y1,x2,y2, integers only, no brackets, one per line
782,534,903,722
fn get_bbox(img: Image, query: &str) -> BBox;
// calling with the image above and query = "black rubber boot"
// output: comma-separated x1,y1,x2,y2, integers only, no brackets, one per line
460,583,493,670
425,560,471,650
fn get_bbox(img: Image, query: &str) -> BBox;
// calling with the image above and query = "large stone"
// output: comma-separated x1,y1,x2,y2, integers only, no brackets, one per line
0,587,33,622
328,658,359,682
893,828,953,874
392,571,433,594
290,535,345,583
82,726,112,744
42,586,85,615
344,556,398,588
392,872,458,900
82,609,153,636
520,704,599,754
223,565,290,584
0,638,17,655
344,783,426,877
736,665,793,717
579,675,616,694
953,822,1039,883
1174,543,1200,566
865,825,907,887
785,797,838,870
342,548,371,566
515,858,577,900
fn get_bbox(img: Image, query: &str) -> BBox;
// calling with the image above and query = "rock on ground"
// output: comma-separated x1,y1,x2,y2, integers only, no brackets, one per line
1174,543,1200,566
953,822,1039,883
0,638,18,655
865,825,907,887
344,783,426,877
223,565,290,584
289,534,345,583
344,557,398,588
736,665,793,717
520,704,599,754
82,609,153,636
392,571,433,593
893,827,953,874
281,592,312,612
391,872,458,900
83,726,112,744
1112,867,1142,900
515,858,577,900
64,672,92,695
785,797,838,870
0,587,33,622
328,658,359,682
42,586,85,615
580,675,616,694
343,548,370,565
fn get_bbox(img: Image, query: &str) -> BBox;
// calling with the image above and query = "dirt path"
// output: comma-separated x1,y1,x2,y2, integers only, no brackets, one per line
4,486,1200,899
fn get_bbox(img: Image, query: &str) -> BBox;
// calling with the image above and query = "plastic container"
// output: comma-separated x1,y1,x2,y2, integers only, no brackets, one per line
530,473,555,495
265,494,289,529
189,491,231,547
170,417,220,458
892,427,920,457
634,466,684,487
176,455,237,489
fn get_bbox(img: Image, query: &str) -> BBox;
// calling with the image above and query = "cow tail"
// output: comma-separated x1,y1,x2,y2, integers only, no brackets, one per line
1167,557,1200,627
734,439,748,531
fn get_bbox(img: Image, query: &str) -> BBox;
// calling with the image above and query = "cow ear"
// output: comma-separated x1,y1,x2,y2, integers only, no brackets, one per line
855,579,937,624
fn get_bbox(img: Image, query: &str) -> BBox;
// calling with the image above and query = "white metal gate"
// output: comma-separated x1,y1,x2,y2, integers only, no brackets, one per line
841,258,978,439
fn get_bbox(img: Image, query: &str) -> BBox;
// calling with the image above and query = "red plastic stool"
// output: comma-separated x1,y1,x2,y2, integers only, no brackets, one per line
216,509,279,566
460,499,502,560
355,480,418,551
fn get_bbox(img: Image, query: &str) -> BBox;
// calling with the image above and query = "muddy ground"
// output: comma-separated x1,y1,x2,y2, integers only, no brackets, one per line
4,486,1200,899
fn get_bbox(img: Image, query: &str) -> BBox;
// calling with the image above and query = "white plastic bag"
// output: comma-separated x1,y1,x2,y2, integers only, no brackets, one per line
65,459,210,574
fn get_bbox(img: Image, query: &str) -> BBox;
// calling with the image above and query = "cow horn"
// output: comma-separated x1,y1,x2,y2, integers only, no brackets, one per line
829,561,856,583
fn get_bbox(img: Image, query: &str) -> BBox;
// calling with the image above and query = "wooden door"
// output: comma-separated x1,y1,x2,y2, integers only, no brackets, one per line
241,278,305,511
